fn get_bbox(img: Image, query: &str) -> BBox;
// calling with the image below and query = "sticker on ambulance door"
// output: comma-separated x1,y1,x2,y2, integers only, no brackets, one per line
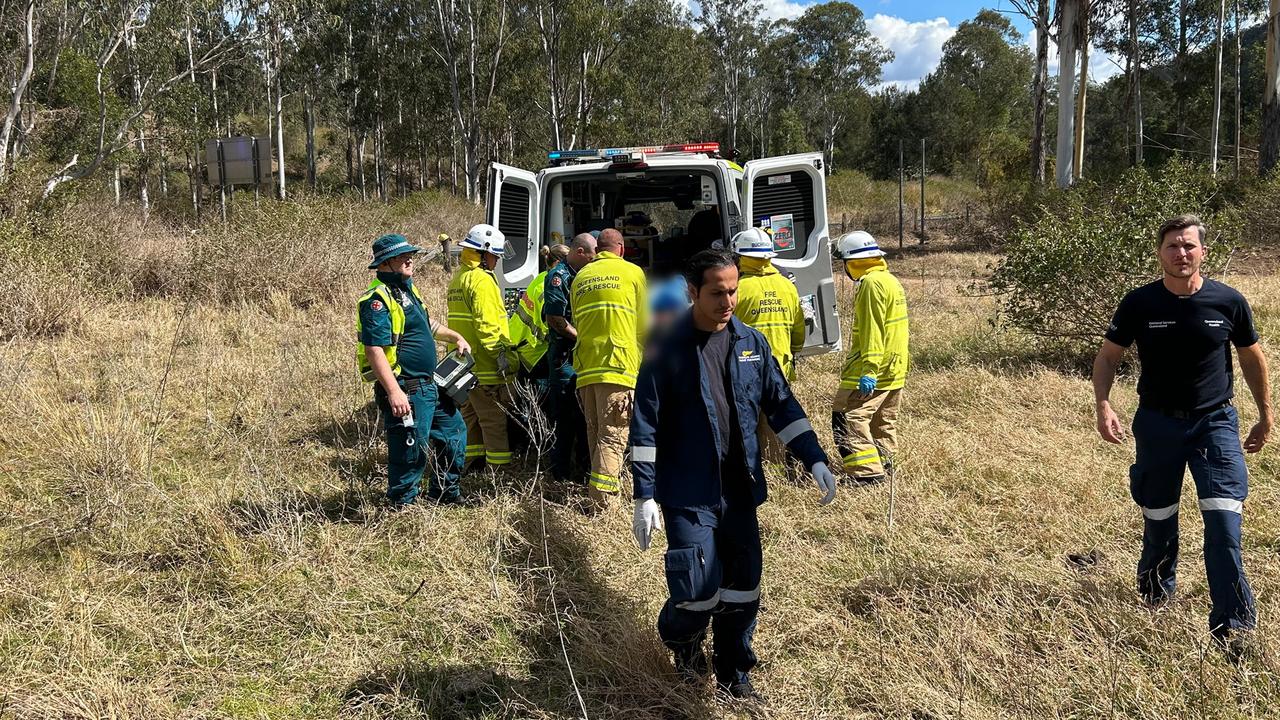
769,213,795,251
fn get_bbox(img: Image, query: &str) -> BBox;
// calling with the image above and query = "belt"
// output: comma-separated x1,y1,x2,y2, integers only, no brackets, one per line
400,376,431,392
1139,399,1230,420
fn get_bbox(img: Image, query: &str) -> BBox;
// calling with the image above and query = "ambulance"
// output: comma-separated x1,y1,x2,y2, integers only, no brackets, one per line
486,142,841,356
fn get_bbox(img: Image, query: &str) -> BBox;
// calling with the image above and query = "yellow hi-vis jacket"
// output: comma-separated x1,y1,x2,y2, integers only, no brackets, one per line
570,250,647,388
734,259,806,380
840,266,909,391
509,269,550,372
447,252,512,385
355,279,424,382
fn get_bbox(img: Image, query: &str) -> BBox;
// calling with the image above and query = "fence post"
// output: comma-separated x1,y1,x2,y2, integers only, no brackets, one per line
919,138,927,244
440,233,454,272
898,139,905,250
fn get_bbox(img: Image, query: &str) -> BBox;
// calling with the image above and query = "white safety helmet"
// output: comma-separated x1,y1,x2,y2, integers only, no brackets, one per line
731,227,777,259
833,230,884,260
460,223,507,257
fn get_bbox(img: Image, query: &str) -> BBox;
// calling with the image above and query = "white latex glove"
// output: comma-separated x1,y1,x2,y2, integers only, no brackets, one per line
632,498,663,550
811,461,837,506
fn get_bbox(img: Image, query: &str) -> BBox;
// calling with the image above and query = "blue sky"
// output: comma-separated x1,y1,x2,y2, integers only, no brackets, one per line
681,0,1123,91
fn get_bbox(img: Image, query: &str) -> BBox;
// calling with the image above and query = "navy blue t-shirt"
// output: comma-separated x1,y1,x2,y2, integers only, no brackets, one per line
1105,278,1258,412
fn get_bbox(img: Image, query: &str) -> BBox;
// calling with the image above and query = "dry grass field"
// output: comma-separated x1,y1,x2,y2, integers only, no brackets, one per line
2,195,1280,719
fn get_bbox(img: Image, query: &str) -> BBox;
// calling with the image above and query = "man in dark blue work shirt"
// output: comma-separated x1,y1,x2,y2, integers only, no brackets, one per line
629,250,838,702
1093,214,1273,651
358,234,472,506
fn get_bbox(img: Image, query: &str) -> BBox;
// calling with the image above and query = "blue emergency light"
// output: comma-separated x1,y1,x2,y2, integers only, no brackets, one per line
547,142,720,162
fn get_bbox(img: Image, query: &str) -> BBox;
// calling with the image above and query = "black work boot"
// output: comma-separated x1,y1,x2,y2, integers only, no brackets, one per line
716,677,766,704
673,645,709,684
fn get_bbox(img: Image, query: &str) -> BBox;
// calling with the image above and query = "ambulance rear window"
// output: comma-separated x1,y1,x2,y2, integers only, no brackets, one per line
497,182,532,273
750,171,813,260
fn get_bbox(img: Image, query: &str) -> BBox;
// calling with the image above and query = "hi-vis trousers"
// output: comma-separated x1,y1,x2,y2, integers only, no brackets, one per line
578,382,633,500
832,387,901,480
462,383,515,467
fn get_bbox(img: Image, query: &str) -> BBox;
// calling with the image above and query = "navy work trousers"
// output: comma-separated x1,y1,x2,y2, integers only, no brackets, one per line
375,381,467,505
658,499,762,686
1130,404,1255,632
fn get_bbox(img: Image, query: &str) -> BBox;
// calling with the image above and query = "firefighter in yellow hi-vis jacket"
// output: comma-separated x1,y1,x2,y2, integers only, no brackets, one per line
448,223,515,470
831,231,909,484
508,244,570,378
731,228,806,378
732,227,808,466
570,228,647,507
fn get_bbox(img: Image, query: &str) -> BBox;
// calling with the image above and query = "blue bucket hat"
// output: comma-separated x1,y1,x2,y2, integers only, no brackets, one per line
368,233,422,269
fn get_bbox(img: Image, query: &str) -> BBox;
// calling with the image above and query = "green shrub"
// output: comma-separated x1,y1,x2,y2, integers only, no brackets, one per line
987,159,1240,353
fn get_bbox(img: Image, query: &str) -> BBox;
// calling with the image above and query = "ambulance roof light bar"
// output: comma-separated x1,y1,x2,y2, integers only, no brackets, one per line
547,142,721,164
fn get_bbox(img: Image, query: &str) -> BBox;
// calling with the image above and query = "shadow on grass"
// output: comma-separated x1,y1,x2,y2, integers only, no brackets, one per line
500,498,716,719
223,486,379,534
342,662,522,719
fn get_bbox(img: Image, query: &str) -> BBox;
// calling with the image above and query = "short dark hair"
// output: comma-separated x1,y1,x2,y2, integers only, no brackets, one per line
1158,214,1206,246
684,250,736,291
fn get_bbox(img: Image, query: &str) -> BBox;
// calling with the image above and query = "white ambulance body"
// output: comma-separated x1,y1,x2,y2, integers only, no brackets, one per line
486,143,841,356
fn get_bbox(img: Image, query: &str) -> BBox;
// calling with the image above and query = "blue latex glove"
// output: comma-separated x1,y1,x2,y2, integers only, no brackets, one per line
858,375,877,396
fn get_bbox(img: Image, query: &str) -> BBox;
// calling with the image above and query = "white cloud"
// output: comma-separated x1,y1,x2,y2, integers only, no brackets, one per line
757,0,810,20
675,0,811,21
866,14,956,92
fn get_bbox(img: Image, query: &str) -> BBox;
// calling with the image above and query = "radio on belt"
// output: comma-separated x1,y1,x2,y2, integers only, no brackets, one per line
434,350,478,406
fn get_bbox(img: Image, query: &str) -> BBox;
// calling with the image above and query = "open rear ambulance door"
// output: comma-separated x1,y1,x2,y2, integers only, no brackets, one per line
742,152,841,356
488,162,540,311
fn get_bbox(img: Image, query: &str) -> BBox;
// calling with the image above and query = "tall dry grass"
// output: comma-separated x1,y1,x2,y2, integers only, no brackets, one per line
2,195,1280,718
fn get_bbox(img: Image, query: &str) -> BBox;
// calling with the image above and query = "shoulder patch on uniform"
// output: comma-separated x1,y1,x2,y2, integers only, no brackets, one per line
551,275,562,287
370,299,384,311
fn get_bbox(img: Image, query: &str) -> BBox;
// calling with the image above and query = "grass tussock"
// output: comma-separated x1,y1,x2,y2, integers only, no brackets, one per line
3,196,1280,718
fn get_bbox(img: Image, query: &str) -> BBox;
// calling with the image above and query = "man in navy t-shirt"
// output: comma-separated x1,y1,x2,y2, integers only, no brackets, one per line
1093,214,1273,649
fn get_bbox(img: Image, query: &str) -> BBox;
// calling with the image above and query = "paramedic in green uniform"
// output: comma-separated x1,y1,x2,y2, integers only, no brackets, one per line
357,234,471,505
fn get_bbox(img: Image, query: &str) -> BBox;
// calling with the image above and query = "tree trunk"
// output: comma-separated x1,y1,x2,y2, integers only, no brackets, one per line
305,91,316,189
1057,0,1079,188
1073,3,1089,182
0,0,37,182
1131,0,1144,166
1030,0,1050,183
1177,0,1190,148
158,130,168,196
1263,0,1280,175
1235,0,1242,177
1211,0,1226,174
273,20,286,200
357,133,367,201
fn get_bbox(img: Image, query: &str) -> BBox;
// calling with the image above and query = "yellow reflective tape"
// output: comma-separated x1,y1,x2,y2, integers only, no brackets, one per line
465,445,486,458
576,368,637,381
589,472,619,491
576,302,637,316
844,456,880,468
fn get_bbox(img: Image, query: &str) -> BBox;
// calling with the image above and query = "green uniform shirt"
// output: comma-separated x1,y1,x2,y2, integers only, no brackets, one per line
358,273,437,379
543,261,577,365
